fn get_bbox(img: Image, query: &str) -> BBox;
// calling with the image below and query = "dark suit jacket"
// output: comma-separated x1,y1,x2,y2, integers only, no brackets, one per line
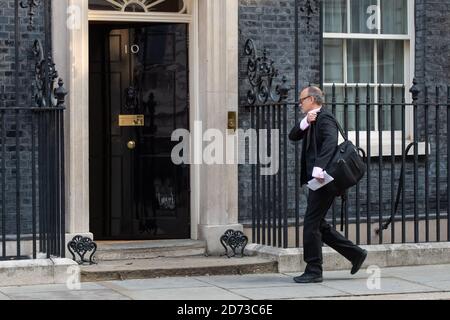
288,107,338,186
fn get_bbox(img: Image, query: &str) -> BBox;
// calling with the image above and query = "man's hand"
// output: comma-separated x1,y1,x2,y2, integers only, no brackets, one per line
307,112,318,124
315,177,325,184
312,167,325,184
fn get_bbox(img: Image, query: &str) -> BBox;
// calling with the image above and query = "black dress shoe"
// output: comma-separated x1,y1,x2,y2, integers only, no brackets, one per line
293,273,323,284
351,249,368,275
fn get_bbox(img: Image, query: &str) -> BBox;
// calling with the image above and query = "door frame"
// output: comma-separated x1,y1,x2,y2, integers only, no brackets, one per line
61,0,200,240
89,23,192,240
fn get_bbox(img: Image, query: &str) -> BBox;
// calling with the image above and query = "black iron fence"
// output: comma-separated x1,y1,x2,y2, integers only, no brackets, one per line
243,79,450,248
0,104,66,260
0,0,67,260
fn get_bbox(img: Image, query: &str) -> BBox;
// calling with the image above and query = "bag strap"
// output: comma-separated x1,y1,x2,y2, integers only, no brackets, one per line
340,192,347,232
311,111,348,160
333,116,348,141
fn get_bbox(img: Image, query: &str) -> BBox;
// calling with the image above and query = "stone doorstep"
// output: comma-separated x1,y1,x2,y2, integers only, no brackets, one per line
80,256,278,282
245,242,450,273
0,258,78,287
94,240,207,261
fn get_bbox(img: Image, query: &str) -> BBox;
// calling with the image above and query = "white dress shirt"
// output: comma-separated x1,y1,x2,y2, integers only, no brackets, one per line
300,107,325,179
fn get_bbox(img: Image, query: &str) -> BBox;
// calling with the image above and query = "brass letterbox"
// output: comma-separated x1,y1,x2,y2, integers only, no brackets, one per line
119,115,145,127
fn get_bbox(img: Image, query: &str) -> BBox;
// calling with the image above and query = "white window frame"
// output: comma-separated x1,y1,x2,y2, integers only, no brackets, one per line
323,0,426,156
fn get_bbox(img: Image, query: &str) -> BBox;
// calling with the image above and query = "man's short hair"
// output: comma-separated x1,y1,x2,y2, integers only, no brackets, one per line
304,86,325,106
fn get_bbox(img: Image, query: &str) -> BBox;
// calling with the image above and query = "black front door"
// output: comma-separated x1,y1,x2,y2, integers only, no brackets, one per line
89,23,190,240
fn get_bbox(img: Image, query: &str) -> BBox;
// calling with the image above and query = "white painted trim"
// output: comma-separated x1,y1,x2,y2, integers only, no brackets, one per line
61,0,200,240
346,0,351,33
324,83,405,88
188,0,200,240
377,0,381,34
406,0,416,141
343,39,347,84
96,0,188,13
66,0,90,234
323,33,410,40
88,10,192,23
52,1,70,233
90,10,199,240
374,39,378,127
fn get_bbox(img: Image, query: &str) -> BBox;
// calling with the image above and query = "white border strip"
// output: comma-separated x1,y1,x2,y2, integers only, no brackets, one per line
88,10,192,23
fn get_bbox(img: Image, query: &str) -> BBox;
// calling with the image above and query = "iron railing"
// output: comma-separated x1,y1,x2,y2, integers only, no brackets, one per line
243,79,450,248
0,0,67,260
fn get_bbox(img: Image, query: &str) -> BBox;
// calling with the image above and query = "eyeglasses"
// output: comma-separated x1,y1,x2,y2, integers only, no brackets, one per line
299,96,312,104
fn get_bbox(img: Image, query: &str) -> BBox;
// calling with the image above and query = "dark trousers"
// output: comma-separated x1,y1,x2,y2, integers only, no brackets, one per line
303,182,365,275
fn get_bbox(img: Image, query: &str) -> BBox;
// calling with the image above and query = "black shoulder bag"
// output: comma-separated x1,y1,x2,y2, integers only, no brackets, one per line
312,115,366,231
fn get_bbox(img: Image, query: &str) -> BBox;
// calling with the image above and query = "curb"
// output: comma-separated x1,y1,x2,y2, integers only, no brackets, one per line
245,242,450,273
0,258,78,287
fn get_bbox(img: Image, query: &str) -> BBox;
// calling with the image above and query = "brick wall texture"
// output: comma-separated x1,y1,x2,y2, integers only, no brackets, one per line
0,0,45,235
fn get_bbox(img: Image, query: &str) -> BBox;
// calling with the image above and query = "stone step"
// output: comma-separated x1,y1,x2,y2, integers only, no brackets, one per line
94,240,207,261
80,256,278,282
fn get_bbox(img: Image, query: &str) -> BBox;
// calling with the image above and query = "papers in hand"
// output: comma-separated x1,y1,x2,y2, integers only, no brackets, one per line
307,171,334,191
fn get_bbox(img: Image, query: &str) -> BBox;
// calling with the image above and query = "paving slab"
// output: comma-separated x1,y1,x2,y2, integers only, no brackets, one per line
118,287,248,300
194,274,298,289
0,292,10,300
0,282,105,295
100,277,211,291
229,284,349,300
322,277,439,296
306,292,450,300
381,264,450,283
7,289,130,300
420,280,450,291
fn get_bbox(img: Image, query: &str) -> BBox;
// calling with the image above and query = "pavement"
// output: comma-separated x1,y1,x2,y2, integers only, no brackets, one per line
0,264,450,300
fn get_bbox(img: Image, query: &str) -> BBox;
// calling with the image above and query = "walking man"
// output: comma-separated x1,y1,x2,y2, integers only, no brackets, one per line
289,86,367,284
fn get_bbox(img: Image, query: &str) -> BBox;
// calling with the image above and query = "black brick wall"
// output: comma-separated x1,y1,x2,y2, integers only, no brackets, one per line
414,0,450,152
238,0,321,222
415,0,450,87
0,0,45,235
410,0,450,237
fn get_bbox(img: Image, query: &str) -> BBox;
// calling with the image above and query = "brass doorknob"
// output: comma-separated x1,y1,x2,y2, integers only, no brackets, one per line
127,140,136,150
